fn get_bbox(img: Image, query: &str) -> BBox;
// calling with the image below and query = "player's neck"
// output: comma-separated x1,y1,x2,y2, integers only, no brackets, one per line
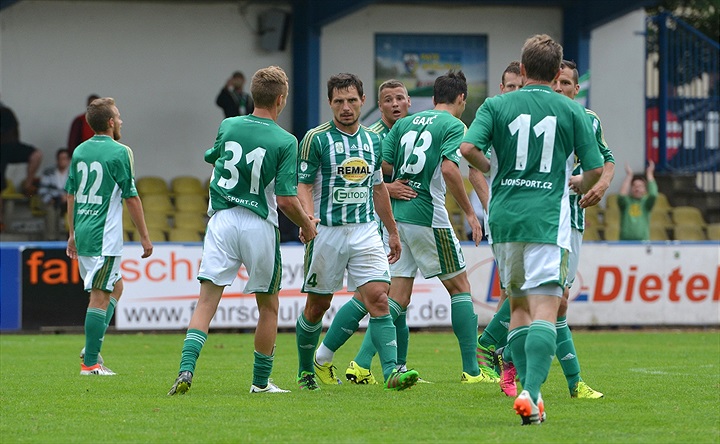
523,78,553,87
253,108,277,122
334,119,359,135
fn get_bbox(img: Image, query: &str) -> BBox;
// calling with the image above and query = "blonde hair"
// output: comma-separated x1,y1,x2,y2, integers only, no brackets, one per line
86,97,116,132
251,66,288,108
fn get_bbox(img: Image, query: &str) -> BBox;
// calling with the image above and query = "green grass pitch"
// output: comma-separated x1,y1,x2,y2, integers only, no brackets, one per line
1,330,718,443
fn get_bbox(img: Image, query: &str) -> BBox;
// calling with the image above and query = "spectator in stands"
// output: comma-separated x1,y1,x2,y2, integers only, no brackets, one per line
38,148,71,240
216,71,254,118
618,161,657,241
0,103,43,231
68,94,100,154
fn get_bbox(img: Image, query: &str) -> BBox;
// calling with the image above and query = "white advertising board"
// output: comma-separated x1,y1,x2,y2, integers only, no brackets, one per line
116,243,719,330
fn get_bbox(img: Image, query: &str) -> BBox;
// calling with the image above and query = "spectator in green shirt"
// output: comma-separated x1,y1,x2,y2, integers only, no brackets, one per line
618,161,657,240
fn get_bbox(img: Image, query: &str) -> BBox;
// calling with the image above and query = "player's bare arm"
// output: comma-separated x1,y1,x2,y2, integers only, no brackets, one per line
460,142,490,173
125,196,153,258
442,159,481,246
277,195,318,243
578,161,615,208
372,182,401,264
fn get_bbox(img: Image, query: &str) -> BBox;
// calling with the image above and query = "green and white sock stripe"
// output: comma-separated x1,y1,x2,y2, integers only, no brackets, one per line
87,307,107,318
450,292,473,305
388,298,403,318
185,329,207,346
297,313,323,333
348,297,368,315
530,319,556,333
507,325,529,344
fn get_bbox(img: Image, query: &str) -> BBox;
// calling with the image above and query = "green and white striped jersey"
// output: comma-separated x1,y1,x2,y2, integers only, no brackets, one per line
65,135,138,256
463,85,604,247
206,115,299,227
382,110,465,228
298,121,383,226
367,119,390,138
569,108,615,232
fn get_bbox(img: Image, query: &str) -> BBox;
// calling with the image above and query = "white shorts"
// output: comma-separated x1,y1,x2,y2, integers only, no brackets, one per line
78,256,122,293
566,228,583,288
198,206,282,294
491,242,567,297
387,223,465,279
303,222,390,294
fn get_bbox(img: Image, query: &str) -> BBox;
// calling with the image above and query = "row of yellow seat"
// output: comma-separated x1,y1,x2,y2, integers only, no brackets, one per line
583,222,720,241
136,175,208,198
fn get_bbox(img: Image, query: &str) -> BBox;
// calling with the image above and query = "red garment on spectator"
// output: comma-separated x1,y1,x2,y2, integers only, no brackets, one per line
67,114,94,154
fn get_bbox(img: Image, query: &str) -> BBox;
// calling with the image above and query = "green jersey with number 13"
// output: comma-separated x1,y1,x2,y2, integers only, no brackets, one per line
382,109,465,228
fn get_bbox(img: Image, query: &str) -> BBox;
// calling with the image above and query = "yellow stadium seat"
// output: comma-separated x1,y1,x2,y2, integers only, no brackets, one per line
603,223,619,241
141,227,167,243
136,176,170,196
649,224,669,241
141,194,175,215
673,224,706,241
582,225,602,241
175,194,208,213
171,176,206,196
605,193,619,211
1,178,25,199
672,206,706,227
173,211,207,232
123,230,132,242
650,210,674,229
603,207,620,228
168,228,203,242
584,205,603,229
653,192,673,212
707,223,720,241
143,211,172,232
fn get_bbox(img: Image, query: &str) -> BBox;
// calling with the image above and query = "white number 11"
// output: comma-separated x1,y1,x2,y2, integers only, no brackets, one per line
508,114,557,173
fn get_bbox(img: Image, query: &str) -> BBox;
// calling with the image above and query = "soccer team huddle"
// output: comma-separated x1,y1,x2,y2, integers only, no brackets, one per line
69,34,611,426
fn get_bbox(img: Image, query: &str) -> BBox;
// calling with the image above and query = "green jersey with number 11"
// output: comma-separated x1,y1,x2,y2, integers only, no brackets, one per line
463,85,604,247
206,115,299,227
383,109,465,228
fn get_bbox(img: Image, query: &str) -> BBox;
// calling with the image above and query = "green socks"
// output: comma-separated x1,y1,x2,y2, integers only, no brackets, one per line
368,314,398,380
296,313,322,376
353,298,405,369
479,297,510,349
523,320,557,404
319,297,367,355
179,329,207,374
104,297,117,330
507,325,529,386
252,350,274,388
83,308,106,366
555,316,581,391
450,292,479,375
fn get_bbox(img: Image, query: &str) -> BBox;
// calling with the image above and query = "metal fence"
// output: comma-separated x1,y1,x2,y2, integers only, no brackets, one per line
646,12,720,191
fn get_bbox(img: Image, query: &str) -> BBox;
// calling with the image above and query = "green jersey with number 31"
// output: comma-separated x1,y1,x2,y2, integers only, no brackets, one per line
206,115,299,227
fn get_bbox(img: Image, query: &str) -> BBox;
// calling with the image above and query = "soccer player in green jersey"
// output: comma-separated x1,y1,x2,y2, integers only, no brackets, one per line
552,59,614,399
461,35,604,425
380,70,485,383
295,73,419,391
168,66,318,395
65,97,153,376
338,79,416,385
